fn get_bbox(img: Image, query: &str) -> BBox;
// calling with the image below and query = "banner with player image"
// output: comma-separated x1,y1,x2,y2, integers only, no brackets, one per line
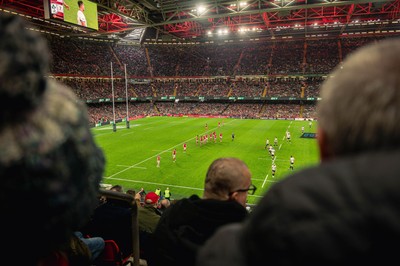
45,0,98,30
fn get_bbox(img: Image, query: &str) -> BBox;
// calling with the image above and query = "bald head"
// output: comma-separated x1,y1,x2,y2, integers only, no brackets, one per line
203,157,252,206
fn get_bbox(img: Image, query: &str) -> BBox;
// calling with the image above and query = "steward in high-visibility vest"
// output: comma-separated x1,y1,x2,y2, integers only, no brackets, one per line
164,188,171,200
155,188,161,197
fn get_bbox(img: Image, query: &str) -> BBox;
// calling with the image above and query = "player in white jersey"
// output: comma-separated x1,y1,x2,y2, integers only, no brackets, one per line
265,138,270,149
272,163,277,178
286,131,291,143
274,136,278,146
290,155,295,170
77,1,87,27
268,145,273,155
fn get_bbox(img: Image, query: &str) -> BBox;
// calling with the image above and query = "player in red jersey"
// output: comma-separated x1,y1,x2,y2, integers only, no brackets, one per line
183,143,187,153
157,155,161,168
172,149,177,162
219,133,223,142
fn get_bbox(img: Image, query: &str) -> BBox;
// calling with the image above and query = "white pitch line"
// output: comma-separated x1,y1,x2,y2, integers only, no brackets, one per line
144,127,154,130
136,119,169,127
116,165,147,169
93,131,115,137
258,158,287,162
262,174,269,188
103,176,264,198
202,120,235,135
279,123,292,150
121,132,134,136
251,178,265,181
262,155,277,188
106,119,236,178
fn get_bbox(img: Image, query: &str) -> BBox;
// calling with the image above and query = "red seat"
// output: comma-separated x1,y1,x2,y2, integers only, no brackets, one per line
95,239,133,266
39,251,69,266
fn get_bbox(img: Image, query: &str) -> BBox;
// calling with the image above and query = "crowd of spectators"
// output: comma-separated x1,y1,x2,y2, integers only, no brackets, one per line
86,101,315,125
44,35,391,125
10,13,399,265
46,35,389,78
305,39,340,74
55,77,319,99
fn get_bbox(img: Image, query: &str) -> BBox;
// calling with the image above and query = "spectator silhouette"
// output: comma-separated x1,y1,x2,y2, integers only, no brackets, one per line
0,14,105,265
157,198,171,214
152,157,253,266
135,191,162,262
197,38,400,266
82,185,134,258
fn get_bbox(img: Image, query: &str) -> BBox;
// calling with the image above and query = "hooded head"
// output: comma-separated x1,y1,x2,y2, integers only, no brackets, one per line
0,14,105,263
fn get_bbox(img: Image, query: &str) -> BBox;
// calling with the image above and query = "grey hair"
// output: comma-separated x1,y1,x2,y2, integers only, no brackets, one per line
317,38,400,156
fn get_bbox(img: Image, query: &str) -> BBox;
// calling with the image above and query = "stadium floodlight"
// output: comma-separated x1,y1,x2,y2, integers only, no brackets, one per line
197,5,206,15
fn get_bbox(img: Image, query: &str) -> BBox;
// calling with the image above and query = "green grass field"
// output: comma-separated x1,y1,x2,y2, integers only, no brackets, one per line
92,117,319,205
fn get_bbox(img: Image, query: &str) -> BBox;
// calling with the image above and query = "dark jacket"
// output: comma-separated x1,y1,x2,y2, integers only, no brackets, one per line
138,204,161,233
82,199,133,258
197,151,400,266
152,194,248,266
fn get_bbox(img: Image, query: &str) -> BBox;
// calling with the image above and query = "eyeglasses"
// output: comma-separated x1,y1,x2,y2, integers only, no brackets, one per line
229,184,257,196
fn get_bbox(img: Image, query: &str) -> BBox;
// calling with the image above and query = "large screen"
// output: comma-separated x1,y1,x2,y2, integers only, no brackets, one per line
45,0,98,30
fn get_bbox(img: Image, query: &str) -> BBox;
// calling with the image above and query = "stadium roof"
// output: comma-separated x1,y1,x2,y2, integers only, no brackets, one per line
1,0,399,43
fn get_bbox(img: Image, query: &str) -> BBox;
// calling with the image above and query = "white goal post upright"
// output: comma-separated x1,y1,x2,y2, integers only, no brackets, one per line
125,63,130,129
111,61,117,132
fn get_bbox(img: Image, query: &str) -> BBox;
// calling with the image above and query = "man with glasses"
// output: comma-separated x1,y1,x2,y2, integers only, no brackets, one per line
150,157,253,266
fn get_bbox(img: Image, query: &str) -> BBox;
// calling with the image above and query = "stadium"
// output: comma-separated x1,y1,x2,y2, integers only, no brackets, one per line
1,0,400,265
